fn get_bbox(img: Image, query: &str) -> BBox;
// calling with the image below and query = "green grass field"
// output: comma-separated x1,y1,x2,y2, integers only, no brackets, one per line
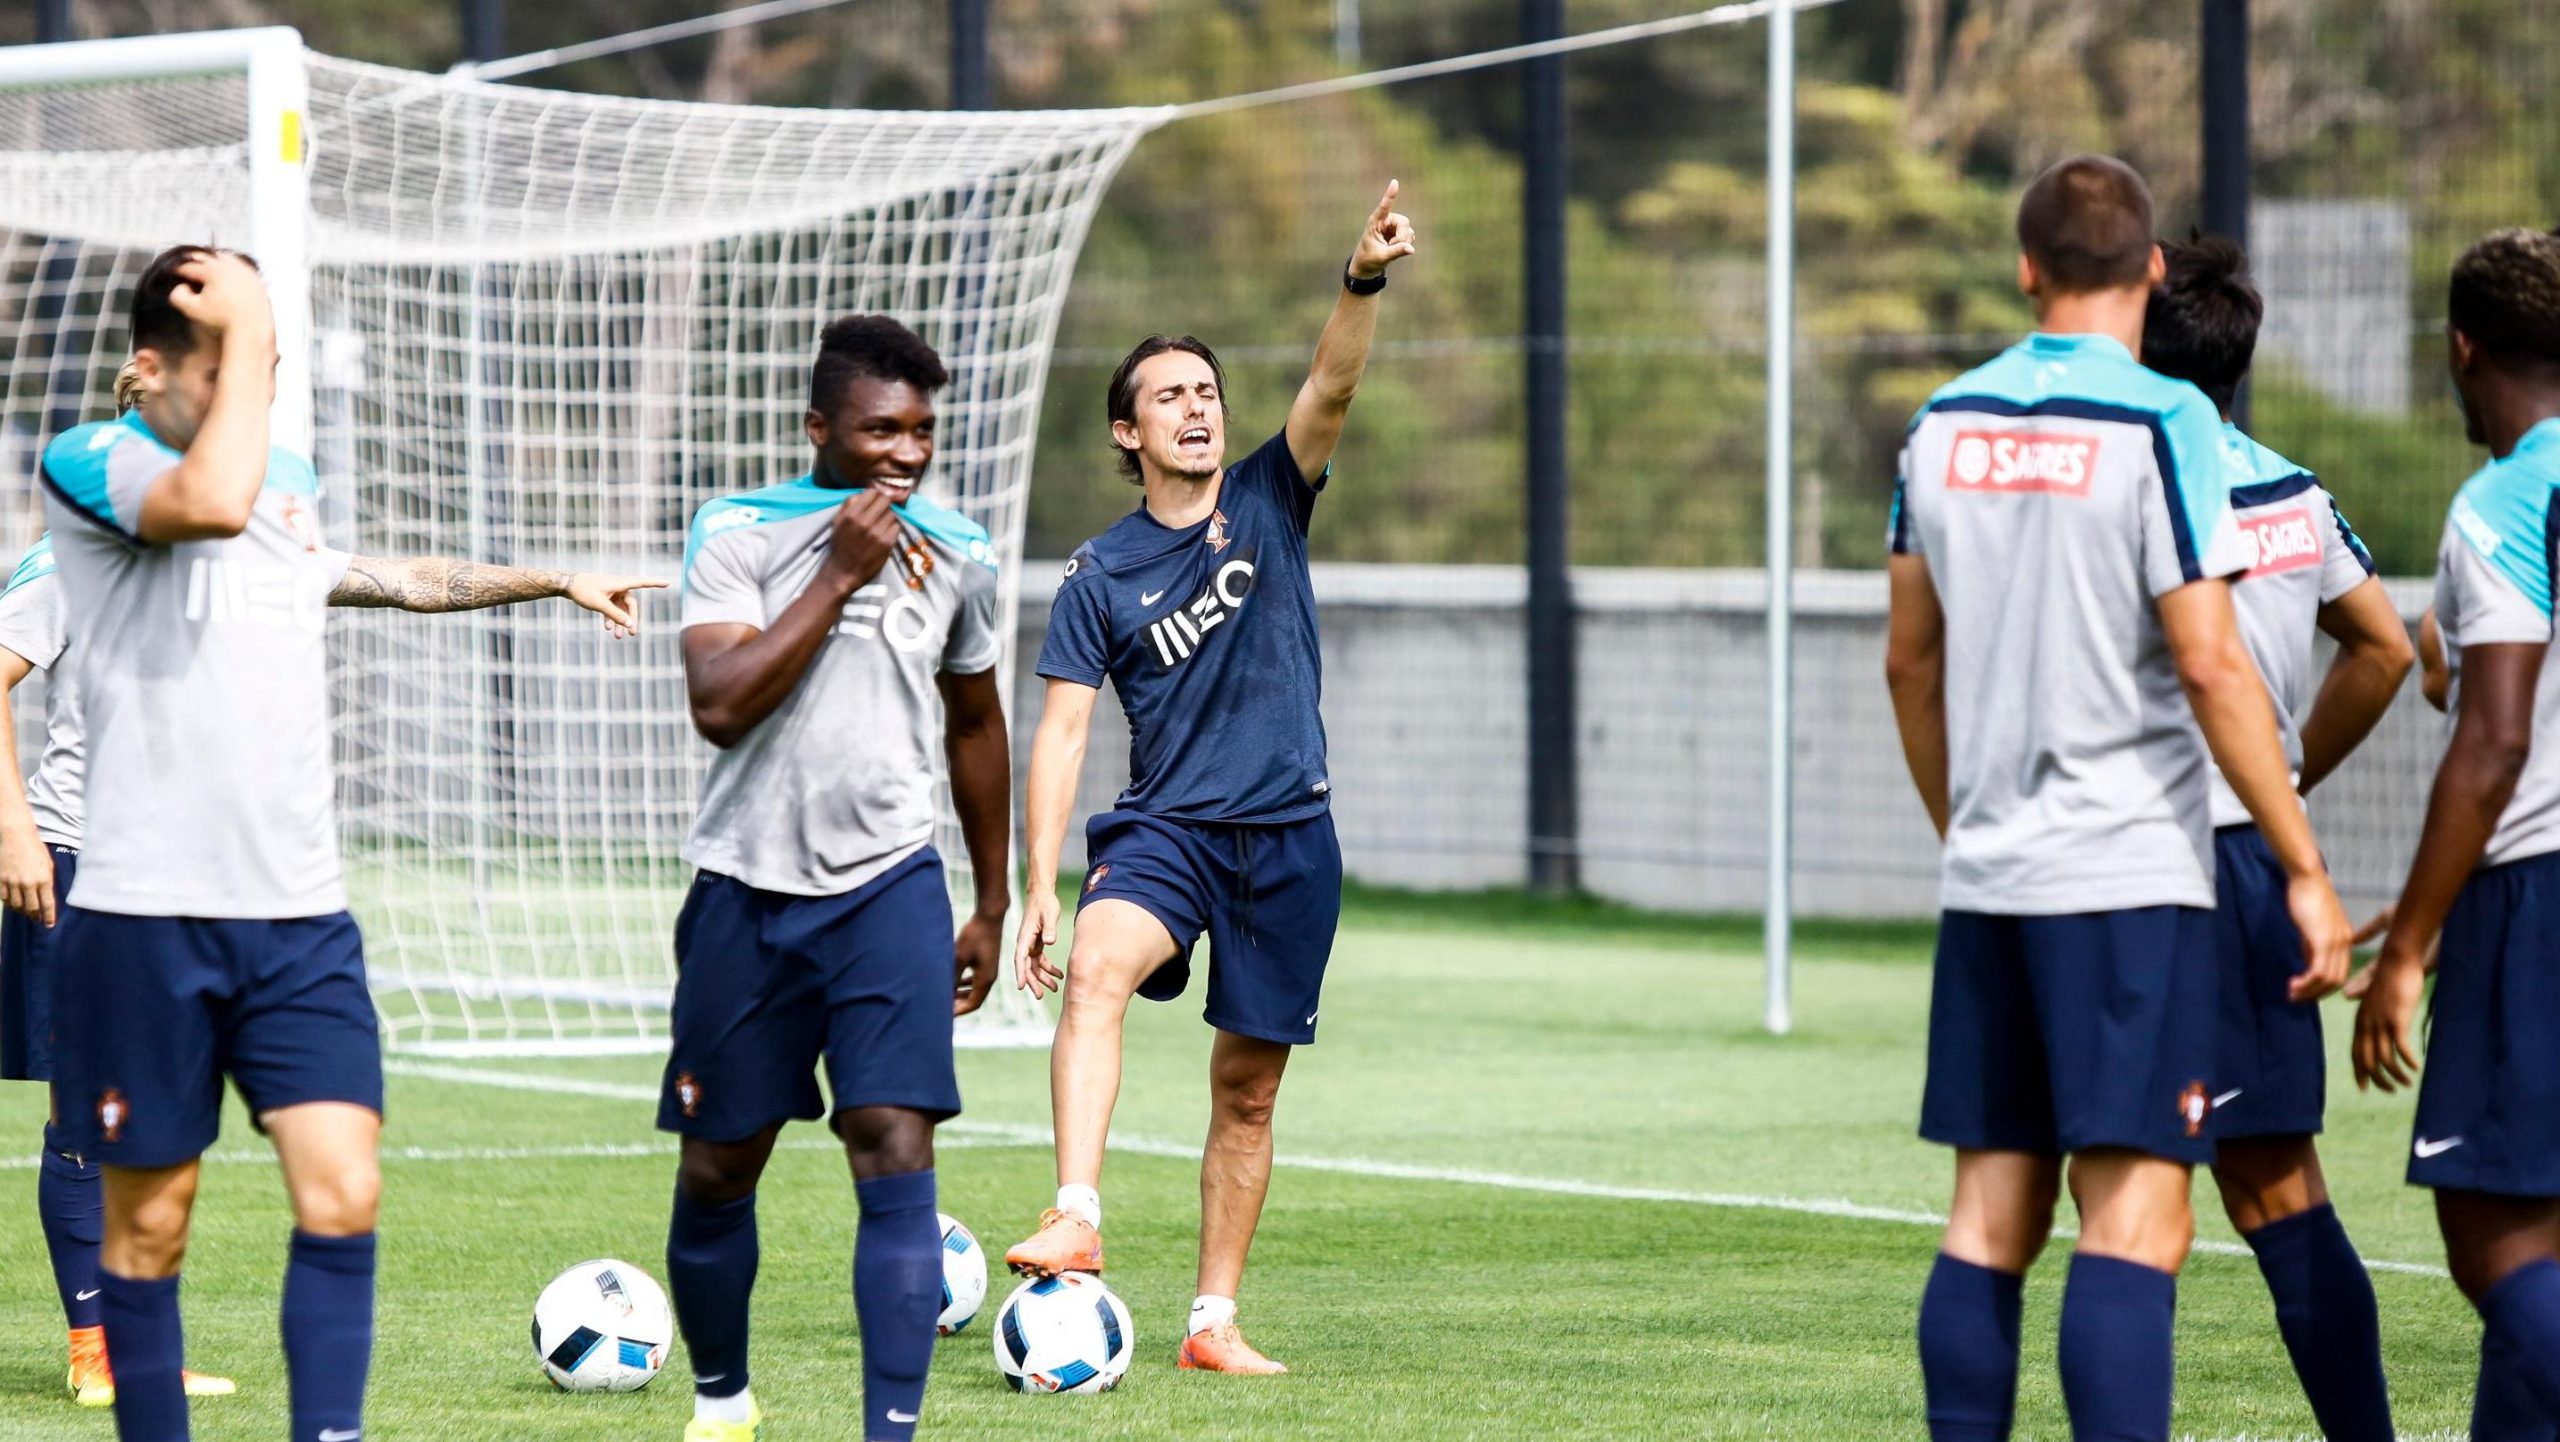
0,889,2481,1439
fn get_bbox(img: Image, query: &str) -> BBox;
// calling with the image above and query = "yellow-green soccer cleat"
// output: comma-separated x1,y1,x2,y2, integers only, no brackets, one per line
680,1395,763,1442
67,1326,238,1406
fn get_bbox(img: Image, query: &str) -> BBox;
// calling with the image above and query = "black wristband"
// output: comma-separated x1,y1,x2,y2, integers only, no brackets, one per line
1343,259,1386,296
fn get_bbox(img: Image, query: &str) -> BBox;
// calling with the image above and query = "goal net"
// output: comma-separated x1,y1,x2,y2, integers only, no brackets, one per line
0,29,1166,1055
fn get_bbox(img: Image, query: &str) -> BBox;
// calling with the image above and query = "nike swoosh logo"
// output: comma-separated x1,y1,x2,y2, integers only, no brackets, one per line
2414,1136,2465,1159
2211,1089,2242,1107
75,1289,99,1301
695,1374,726,1386
1141,589,1167,606
319,1430,362,1442
888,1410,920,1423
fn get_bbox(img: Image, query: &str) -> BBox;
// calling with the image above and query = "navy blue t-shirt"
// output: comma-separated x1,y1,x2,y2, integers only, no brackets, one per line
1037,430,1330,824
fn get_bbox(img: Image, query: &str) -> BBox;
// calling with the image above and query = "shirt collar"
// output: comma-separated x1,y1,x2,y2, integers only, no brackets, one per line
2022,332,2134,364
2509,417,2560,465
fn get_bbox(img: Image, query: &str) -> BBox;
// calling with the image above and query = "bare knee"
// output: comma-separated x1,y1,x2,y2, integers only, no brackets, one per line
1945,1159,2060,1273
290,1157,382,1236
1061,947,1137,1020
837,1106,935,1181
106,1169,199,1277
2212,1136,2326,1235
1209,1054,1286,1133
2071,1151,2195,1273
677,1132,776,1207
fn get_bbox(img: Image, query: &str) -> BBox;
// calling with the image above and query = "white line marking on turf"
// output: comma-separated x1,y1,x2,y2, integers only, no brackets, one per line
0,1133,1019,1173
376,1060,2453,1280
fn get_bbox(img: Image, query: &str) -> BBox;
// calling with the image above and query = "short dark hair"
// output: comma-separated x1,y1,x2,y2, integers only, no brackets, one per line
2016,155,2156,294
1105,335,1228,484
2141,234,2262,411
130,244,259,360
2449,228,2560,369
807,315,948,416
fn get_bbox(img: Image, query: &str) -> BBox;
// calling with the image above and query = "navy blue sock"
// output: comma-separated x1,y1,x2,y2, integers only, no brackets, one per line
282,1232,374,1442
854,1169,939,1442
2242,1203,2393,1441
97,1269,186,1442
2058,1253,2176,1442
667,1188,758,1399
2483,1260,2560,1419
2476,1324,2560,1442
39,1122,103,1331
1918,1253,2022,1441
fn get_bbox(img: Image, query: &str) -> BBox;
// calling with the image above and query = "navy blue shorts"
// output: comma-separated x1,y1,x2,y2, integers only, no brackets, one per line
2410,850,2560,1196
659,848,962,1141
1080,808,1343,1046
49,907,380,1168
1921,906,2221,1164
0,844,74,1082
2210,825,2328,1142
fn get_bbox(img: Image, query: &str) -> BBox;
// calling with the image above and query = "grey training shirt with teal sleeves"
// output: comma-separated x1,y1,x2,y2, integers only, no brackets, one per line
2206,425,2379,829
0,538,84,851
1890,331,2251,915
680,476,1002,898
38,412,353,919
2431,417,2560,869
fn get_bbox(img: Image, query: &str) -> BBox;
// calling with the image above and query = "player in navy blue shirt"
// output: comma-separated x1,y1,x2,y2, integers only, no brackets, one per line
1004,181,1416,1374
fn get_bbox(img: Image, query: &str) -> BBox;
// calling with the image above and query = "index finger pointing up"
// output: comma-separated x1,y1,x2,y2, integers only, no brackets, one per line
1372,179,1400,222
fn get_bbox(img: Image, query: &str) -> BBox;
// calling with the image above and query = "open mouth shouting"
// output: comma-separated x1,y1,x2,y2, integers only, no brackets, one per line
1175,425,1215,455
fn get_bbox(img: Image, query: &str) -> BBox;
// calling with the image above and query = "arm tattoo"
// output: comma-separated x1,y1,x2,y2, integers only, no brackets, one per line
329,555,572,613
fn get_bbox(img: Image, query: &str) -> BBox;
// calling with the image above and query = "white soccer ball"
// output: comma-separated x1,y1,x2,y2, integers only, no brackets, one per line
991,1272,1134,1394
937,1213,989,1335
532,1259,672,1393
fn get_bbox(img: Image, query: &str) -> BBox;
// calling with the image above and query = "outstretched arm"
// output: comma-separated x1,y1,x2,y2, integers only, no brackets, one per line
1285,179,1419,481
2297,577,2415,792
942,667,1012,1017
330,555,664,636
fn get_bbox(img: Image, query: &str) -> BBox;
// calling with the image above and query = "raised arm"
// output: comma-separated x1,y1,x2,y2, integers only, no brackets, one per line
1884,554,1951,838
330,555,663,635
0,648,51,926
133,254,278,543
1014,678,1097,999
2159,579,2353,998
1285,180,1418,480
941,666,1012,1017
2356,641,2542,1091
683,490,901,749
2297,577,2416,792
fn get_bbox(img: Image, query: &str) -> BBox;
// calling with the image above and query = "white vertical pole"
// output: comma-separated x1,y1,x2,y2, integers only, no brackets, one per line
1762,0,1795,1036
243,30,313,454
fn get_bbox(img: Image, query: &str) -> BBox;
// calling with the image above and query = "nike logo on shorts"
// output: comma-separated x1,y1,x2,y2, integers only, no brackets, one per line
2211,1089,2242,1108
1141,589,1167,607
2414,1136,2465,1159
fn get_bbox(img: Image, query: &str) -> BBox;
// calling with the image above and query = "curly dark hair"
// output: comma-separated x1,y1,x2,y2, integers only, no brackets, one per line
2141,233,2261,412
2016,155,2155,294
130,244,260,360
808,314,949,415
1105,334,1228,484
2450,228,2560,368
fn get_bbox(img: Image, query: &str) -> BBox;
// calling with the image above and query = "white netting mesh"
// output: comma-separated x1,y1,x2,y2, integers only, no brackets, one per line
0,42,1166,1054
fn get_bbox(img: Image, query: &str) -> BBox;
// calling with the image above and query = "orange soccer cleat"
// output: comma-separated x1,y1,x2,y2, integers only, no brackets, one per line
1002,1208,1103,1278
68,1326,238,1408
1177,1321,1288,1375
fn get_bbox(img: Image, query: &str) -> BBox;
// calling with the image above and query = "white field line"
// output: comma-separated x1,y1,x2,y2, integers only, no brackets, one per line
335,1060,2443,1281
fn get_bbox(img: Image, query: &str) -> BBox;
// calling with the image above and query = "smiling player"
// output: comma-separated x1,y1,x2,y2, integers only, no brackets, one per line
1007,181,1416,1373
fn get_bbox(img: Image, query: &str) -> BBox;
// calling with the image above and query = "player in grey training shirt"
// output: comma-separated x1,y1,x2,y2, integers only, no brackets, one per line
38,246,660,1439
658,316,1010,1442
1887,158,2352,1441
2141,235,2409,1441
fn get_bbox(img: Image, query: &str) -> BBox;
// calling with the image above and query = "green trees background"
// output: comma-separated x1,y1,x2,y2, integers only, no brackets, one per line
15,0,2553,572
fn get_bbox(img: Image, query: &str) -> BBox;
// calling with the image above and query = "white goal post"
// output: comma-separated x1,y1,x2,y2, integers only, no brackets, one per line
0,27,1169,1055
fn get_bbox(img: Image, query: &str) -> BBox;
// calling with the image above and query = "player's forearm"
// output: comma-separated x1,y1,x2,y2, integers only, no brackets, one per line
1021,721,1087,893
330,555,573,612
2185,640,2325,877
2383,729,2528,972
1884,662,1951,839
684,575,860,748
2297,638,2412,793
0,691,40,848
945,710,1012,921
1306,285,1382,413
142,331,277,541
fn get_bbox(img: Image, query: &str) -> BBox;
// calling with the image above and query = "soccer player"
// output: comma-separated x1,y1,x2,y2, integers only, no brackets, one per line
2356,225,2560,1438
38,244,659,1442
2139,235,2409,1439
661,314,1010,1442
1885,157,2351,1442
1005,180,1416,1374
2,364,240,1410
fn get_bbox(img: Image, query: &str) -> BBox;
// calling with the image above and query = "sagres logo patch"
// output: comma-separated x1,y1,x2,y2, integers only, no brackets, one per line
1946,431,2098,497
2239,507,2321,579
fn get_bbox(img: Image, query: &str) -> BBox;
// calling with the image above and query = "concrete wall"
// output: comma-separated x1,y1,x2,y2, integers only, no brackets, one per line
1015,564,2440,920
